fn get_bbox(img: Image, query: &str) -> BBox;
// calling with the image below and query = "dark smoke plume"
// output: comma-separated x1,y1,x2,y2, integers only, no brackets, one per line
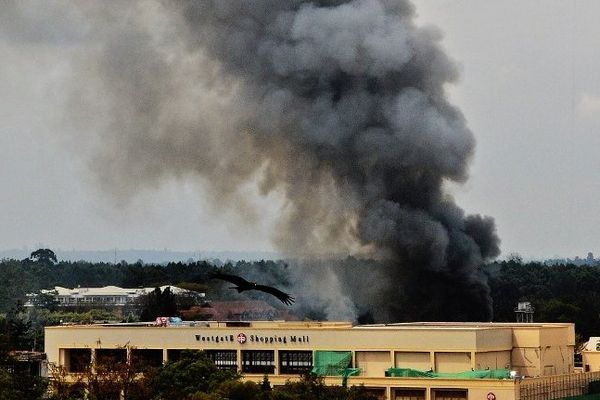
8,0,500,321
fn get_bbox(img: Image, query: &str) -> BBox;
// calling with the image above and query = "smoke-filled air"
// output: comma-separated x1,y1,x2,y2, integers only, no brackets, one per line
6,0,501,322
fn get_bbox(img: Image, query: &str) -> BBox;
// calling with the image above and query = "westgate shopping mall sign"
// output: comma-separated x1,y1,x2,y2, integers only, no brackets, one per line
194,332,310,345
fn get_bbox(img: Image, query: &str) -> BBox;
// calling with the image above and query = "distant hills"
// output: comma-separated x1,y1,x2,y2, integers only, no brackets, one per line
0,248,281,264
3,247,598,267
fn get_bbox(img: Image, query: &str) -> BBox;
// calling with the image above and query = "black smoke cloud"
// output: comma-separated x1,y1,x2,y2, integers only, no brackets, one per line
175,0,500,321
9,0,500,321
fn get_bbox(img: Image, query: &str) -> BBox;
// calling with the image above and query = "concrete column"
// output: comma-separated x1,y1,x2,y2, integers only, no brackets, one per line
58,348,66,370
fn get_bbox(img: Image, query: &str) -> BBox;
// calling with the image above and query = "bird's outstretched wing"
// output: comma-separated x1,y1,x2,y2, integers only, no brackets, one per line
255,284,295,306
210,272,251,287
211,272,295,306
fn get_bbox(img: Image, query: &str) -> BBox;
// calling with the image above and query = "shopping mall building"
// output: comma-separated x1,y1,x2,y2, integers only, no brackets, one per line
45,321,600,400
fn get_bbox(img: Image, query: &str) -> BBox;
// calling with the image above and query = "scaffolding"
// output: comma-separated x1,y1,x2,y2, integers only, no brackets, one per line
518,371,600,400
311,351,360,386
386,368,510,379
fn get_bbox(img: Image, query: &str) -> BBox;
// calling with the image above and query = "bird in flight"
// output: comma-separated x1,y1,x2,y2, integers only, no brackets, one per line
211,272,295,306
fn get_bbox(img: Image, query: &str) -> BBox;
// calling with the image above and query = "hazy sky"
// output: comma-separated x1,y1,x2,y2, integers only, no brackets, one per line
1,1,599,259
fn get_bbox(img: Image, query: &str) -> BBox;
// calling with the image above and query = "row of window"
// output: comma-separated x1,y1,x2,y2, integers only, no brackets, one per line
66,348,162,373
64,349,314,375
58,296,129,303
394,389,468,400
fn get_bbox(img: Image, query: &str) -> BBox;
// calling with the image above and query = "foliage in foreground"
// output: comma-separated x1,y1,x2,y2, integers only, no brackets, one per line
47,350,378,400
0,367,47,400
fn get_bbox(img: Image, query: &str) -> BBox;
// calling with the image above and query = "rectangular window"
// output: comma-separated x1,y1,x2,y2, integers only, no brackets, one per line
394,388,426,400
363,387,386,400
131,349,163,371
432,389,468,400
225,322,251,327
167,349,183,362
66,348,91,373
241,350,275,374
205,350,238,370
279,351,313,375
95,348,127,370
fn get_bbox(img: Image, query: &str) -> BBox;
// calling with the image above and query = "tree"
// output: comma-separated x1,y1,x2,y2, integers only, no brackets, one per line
47,364,85,400
29,249,57,265
48,349,153,400
0,367,47,400
30,290,59,311
261,375,273,398
0,307,33,351
215,380,262,400
139,287,179,321
0,339,48,400
86,352,141,400
271,373,379,400
148,350,238,398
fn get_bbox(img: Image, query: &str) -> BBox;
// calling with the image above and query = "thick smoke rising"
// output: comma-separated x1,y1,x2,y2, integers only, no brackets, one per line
9,1,500,321
176,0,500,321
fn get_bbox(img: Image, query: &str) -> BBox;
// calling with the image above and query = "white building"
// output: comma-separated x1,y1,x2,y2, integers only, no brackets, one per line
26,285,202,307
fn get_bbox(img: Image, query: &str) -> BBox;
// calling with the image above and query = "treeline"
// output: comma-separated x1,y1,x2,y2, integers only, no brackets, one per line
0,257,289,313
0,255,294,356
2,255,600,339
486,259,600,340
